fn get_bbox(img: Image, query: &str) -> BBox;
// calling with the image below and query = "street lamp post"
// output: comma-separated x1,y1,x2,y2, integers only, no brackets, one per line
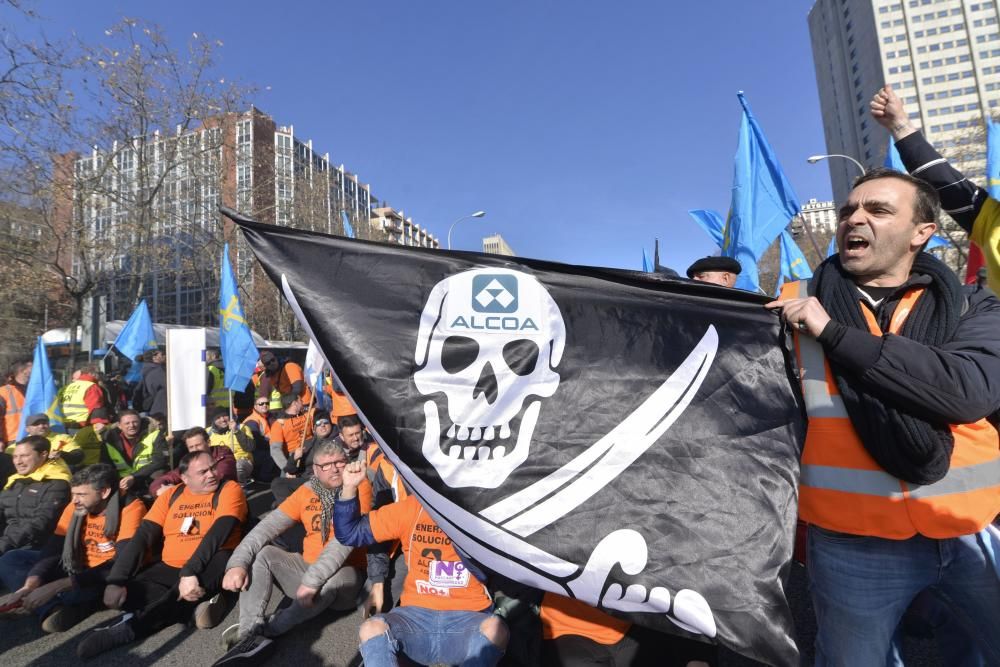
446,210,486,250
807,153,866,177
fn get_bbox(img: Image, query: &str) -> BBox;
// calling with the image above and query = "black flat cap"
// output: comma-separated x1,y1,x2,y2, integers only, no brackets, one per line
686,256,742,279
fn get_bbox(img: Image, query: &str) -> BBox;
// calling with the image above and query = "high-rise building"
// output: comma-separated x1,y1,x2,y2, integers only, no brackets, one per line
58,107,416,327
483,233,516,256
808,0,999,208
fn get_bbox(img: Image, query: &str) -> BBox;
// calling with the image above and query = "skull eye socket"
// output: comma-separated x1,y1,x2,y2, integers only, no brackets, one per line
502,339,539,376
441,336,480,374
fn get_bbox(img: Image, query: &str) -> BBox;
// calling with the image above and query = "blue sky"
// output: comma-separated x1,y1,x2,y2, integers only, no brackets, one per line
18,0,840,273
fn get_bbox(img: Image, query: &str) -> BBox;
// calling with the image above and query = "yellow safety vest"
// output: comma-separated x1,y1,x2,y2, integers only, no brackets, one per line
104,430,159,475
209,426,254,462
61,380,95,424
207,365,229,409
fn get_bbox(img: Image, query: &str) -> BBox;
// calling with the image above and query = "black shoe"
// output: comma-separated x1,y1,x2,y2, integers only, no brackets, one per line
77,615,135,659
212,633,275,666
41,603,93,633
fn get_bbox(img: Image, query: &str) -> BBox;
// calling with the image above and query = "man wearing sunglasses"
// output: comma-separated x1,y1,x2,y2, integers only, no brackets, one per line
215,440,378,664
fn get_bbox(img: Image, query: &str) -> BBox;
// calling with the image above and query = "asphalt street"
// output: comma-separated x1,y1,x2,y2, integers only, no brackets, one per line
0,482,942,666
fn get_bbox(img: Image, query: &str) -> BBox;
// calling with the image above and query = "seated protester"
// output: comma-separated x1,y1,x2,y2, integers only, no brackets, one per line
149,427,237,497
77,450,248,658
334,461,509,667
268,395,313,471
0,464,146,631
270,413,334,506
540,592,716,667
21,413,84,469
324,374,357,423
100,410,168,495
207,409,255,486
242,397,276,482
214,440,380,663
0,436,72,593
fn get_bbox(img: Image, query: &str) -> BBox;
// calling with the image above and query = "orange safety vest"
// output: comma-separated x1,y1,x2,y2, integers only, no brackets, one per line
366,443,409,503
242,411,272,439
783,280,1000,540
0,384,24,444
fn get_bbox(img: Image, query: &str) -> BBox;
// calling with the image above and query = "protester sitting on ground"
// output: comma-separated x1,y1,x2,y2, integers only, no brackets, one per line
0,436,72,593
0,464,146,631
323,374,356,423
149,427,236,497
334,460,508,667
207,408,255,485
270,413,334,505
20,413,84,469
268,395,313,471
99,409,167,495
77,450,248,659
214,440,379,664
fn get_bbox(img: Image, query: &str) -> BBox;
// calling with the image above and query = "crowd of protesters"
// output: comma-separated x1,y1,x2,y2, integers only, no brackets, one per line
0,86,997,667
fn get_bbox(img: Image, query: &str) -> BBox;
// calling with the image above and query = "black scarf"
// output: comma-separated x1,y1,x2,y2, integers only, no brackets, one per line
61,492,122,576
811,253,964,485
308,476,340,544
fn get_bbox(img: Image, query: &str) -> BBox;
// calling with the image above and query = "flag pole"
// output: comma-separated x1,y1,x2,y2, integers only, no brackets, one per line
299,389,316,453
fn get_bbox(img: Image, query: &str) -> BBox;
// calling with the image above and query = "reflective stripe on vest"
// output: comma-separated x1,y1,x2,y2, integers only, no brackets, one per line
61,380,95,423
105,431,158,474
785,279,1000,539
207,365,229,408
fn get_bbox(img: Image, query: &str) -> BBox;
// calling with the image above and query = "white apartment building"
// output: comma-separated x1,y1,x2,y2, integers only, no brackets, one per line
809,0,1000,206
794,198,839,234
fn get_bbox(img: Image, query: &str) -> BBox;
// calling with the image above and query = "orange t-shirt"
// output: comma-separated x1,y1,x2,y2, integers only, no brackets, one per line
144,480,248,568
271,412,313,454
279,479,373,566
55,496,147,569
324,384,357,421
540,592,631,645
367,495,491,612
255,362,312,405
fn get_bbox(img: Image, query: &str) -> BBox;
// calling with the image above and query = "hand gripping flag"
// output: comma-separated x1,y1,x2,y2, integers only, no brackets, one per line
17,337,65,440
219,243,260,391
221,207,805,665
722,93,802,293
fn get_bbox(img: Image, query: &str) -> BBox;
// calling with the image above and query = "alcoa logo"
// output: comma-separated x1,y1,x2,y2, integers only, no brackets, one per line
450,273,539,332
472,275,518,313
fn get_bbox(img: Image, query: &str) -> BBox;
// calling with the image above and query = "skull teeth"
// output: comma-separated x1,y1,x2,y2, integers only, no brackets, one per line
470,427,482,441
447,424,456,438
500,422,511,439
484,426,495,440
444,443,508,460
457,426,470,441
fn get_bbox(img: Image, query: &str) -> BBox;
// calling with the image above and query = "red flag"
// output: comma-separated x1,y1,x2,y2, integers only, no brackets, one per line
965,242,986,285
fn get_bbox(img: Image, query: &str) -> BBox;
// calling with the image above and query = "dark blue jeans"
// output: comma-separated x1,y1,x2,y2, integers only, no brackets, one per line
0,549,41,592
360,605,504,667
808,525,1000,666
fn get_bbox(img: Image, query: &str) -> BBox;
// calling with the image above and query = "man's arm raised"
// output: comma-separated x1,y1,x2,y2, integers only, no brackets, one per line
870,84,917,141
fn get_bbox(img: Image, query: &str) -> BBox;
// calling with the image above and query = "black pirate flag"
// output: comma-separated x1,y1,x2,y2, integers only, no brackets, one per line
223,208,805,665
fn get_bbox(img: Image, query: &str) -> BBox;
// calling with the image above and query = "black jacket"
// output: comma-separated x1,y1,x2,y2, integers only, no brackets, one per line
0,474,70,555
135,363,167,415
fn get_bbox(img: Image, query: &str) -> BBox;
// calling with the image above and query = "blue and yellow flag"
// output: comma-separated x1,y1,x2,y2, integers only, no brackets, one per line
775,231,814,295
722,93,802,292
17,337,65,439
219,243,260,391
